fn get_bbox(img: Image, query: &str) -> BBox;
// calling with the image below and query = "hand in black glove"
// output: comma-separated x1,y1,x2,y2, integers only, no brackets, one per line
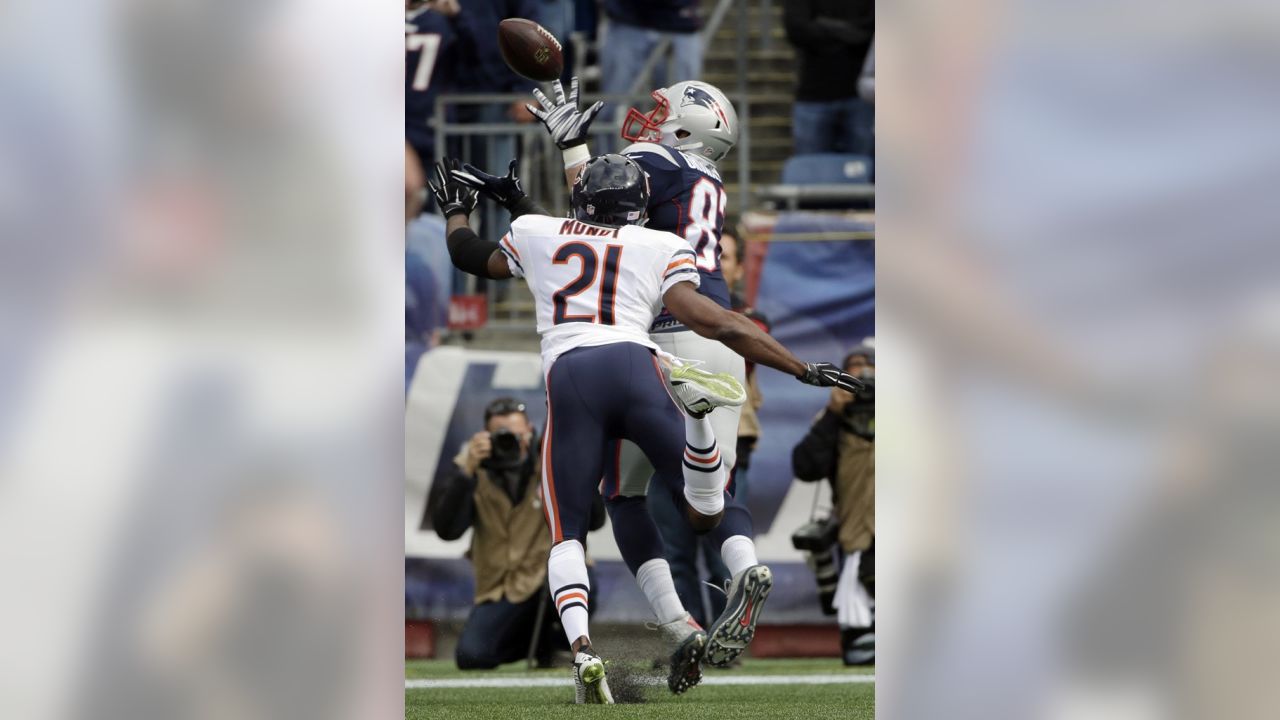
797,362,864,393
451,159,525,209
426,157,477,218
526,77,604,150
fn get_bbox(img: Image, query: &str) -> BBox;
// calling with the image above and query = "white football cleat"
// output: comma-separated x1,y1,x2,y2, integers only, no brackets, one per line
653,613,706,694
664,359,746,418
705,564,773,667
572,646,614,704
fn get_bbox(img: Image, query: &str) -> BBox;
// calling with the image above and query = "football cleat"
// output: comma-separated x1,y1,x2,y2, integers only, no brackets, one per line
704,564,773,667
654,614,707,694
572,646,614,704
665,361,746,418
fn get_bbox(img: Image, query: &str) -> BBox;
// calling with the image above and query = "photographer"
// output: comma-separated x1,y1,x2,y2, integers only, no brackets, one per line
429,398,603,669
791,347,875,665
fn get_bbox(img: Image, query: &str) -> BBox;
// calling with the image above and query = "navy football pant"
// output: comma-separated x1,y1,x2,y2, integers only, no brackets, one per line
540,342,688,542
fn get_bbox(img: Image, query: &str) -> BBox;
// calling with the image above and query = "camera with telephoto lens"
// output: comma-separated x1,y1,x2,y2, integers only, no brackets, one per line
485,428,523,469
793,514,840,616
791,514,839,552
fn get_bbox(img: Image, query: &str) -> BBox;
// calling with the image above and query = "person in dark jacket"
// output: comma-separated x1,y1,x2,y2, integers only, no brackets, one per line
428,397,604,668
782,0,875,156
792,347,875,664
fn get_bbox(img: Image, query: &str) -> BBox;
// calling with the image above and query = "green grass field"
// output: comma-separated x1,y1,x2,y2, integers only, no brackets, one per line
406,658,875,719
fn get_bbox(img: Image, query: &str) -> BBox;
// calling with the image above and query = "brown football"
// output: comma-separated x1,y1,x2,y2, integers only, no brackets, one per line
498,18,564,83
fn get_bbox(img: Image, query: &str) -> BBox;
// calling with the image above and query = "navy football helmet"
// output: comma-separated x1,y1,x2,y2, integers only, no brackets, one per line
571,154,650,227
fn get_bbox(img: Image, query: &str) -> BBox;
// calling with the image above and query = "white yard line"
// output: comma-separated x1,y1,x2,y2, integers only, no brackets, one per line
406,674,875,689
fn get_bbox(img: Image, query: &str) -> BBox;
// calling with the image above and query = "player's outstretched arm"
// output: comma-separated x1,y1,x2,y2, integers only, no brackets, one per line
428,159,512,280
525,77,601,189
662,282,862,392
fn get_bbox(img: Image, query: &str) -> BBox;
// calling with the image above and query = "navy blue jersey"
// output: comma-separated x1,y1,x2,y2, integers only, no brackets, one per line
622,142,732,332
406,8,475,158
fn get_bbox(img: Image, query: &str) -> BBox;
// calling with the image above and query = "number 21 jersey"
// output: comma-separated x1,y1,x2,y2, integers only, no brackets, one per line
499,215,702,371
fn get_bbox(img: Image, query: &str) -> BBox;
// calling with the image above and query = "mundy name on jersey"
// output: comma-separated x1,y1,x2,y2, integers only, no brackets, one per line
498,215,702,372
622,142,733,333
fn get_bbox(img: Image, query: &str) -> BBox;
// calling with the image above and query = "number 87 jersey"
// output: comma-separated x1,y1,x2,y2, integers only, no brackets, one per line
499,214,703,372
621,142,732,333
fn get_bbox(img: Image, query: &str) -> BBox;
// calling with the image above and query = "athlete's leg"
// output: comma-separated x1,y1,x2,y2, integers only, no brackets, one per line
657,332,772,668
621,351,727,529
660,330,744,468
599,344,708,694
644,486,708,624
541,347,612,651
660,332,763,569
543,345,631,704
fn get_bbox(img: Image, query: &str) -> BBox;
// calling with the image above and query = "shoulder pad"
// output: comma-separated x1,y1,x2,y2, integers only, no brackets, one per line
622,142,684,169
510,213,554,234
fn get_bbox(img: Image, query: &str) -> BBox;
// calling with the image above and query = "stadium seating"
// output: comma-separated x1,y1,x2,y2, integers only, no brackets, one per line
781,154,874,185
758,154,875,210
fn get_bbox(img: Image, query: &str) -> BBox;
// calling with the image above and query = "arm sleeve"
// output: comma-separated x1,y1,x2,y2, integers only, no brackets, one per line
447,225,505,278
791,409,843,482
428,464,478,540
659,245,700,294
507,195,551,220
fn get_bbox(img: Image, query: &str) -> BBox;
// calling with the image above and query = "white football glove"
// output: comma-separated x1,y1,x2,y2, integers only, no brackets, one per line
526,77,603,151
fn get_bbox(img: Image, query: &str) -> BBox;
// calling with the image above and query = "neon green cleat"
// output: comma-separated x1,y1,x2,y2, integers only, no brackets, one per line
666,362,746,418
572,647,614,704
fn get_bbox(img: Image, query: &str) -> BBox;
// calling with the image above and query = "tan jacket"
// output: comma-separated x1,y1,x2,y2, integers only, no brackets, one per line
453,449,551,605
835,432,874,553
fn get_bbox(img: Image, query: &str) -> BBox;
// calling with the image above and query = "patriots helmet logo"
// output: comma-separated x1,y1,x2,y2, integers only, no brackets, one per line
681,86,718,110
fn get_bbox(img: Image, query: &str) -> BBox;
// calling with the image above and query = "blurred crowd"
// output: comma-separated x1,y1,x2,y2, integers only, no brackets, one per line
405,0,875,359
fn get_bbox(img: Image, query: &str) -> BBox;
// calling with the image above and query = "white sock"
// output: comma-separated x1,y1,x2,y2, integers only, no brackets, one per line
635,558,687,625
548,540,591,646
721,535,759,578
682,415,725,515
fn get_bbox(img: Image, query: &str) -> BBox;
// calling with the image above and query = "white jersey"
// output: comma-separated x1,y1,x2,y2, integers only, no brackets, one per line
499,214,701,370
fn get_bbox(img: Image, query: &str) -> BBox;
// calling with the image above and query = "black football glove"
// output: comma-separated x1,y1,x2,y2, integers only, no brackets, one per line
797,362,864,393
426,157,477,218
451,158,525,210
526,77,603,150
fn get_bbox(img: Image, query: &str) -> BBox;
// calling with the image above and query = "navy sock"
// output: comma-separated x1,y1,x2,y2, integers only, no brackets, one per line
708,491,753,546
605,495,666,575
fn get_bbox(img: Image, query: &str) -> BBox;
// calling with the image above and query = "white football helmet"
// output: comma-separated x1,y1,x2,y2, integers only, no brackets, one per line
621,81,739,163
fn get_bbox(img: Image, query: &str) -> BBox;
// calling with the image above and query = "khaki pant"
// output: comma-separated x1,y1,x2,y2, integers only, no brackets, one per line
617,329,747,496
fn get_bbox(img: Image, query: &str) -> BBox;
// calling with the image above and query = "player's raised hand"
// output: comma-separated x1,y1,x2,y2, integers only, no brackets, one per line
526,76,604,150
452,158,525,209
426,157,477,218
797,362,864,393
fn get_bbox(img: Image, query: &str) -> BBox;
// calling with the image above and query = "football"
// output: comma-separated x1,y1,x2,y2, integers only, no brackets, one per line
497,18,563,83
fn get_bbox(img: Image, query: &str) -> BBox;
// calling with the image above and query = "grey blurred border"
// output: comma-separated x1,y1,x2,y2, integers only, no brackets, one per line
879,1,1280,719
0,0,404,718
